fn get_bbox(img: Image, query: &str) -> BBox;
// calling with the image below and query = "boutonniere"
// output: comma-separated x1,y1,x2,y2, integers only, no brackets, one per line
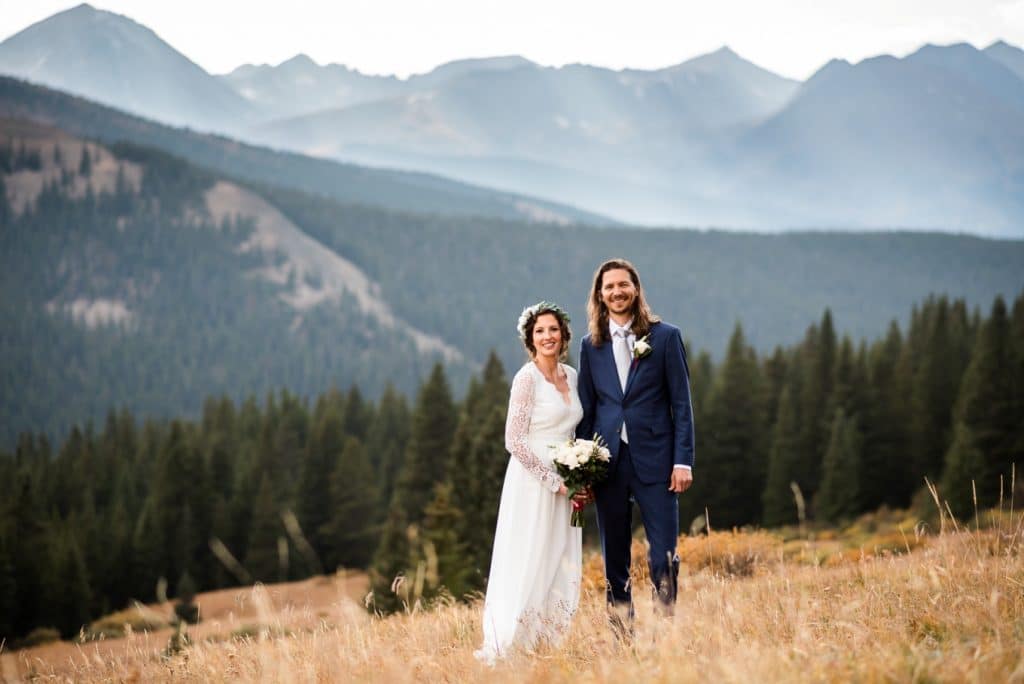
632,335,652,361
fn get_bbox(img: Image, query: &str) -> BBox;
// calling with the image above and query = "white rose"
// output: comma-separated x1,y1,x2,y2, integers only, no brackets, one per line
633,338,651,357
554,445,578,469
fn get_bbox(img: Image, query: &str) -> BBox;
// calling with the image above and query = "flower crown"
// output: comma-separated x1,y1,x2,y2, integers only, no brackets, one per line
516,301,571,340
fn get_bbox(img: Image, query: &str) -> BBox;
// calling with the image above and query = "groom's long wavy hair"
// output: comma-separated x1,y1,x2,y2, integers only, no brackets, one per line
587,258,660,347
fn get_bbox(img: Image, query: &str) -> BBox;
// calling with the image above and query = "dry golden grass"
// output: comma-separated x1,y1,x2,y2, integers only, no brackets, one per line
0,573,369,682
4,513,1023,683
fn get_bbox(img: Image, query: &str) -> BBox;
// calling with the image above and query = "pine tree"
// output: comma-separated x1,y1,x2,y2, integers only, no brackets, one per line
393,363,457,524
49,530,93,638
760,346,789,429
369,505,412,614
910,298,967,481
245,474,284,582
476,351,510,416
940,297,1018,517
11,468,47,635
815,408,864,523
418,482,472,602
690,324,765,528
257,390,308,504
322,437,380,571
797,310,837,501
366,384,411,508
53,425,92,516
465,405,509,581
130,497,165,602
683,347,715,528
297,404,344,561
100,498,133,610
97,409,133,510
830,336,868,420
864,321,912,507
447,352,509,584
74,494,103,613
762,383,803,526
227,453,258,561
1010,293,1024,483
0,535,16,641
152,421,211,586
444,414,478,562
203,396,236,500
207,433,235,503
311,387,344,425
688,348,715,416
341,385,371,441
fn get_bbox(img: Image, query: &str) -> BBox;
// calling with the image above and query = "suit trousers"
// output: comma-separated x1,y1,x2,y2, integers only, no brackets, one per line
594,442,680,616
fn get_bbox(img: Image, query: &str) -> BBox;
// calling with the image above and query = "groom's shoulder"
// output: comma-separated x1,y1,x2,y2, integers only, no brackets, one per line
651,320,681,338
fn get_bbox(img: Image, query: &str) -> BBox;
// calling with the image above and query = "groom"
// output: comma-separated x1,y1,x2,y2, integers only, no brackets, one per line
576,258,695,622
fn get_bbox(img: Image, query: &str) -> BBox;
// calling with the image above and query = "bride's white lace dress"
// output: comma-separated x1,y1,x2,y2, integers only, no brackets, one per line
475,362,584,662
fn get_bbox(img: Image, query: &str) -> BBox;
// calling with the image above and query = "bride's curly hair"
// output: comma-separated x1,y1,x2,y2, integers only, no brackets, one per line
587,258,660,347
519,303,572,361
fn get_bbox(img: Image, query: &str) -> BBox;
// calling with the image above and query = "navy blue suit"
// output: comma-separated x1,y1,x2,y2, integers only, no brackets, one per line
576,320,695,613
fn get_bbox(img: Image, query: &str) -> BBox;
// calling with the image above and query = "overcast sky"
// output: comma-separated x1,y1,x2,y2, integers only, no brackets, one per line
1,0,1023,79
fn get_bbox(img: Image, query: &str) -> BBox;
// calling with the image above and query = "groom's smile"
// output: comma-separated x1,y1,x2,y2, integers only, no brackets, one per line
601,268,637,319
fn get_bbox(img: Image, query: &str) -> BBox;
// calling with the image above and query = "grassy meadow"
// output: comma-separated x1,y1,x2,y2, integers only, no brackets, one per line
3,497,1023,683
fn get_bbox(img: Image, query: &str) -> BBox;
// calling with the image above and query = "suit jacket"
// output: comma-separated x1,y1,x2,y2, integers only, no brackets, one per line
576,320,695,483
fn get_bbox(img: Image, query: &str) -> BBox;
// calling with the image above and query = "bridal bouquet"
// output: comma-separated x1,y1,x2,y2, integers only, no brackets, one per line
551,436,612,527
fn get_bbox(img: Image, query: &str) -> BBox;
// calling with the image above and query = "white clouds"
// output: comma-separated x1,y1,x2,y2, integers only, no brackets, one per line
1,0,1023,79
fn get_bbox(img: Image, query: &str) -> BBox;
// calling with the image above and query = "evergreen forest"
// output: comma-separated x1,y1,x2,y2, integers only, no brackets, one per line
2,290,1022,641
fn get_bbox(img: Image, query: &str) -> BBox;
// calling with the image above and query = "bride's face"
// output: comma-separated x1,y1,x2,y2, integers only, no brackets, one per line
532,313,563,359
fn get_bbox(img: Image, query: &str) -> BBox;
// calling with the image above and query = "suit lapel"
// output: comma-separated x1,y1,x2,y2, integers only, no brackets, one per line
623,325,656,398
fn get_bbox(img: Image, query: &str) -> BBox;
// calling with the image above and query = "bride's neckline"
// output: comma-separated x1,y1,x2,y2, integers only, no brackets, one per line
531,361,572,406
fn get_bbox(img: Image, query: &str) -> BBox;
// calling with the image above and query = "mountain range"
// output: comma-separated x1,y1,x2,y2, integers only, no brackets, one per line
2,4,1023,235
0,3,254,133
0,76,606,225
1,5,1023,445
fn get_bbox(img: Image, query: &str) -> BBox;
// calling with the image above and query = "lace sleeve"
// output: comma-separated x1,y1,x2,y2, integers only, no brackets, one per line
505,369,564,493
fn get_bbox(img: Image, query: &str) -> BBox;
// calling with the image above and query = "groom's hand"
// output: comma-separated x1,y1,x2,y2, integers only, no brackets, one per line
669,468,693,493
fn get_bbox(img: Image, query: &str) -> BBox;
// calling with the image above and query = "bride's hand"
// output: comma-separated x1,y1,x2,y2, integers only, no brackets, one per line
557,484,568,496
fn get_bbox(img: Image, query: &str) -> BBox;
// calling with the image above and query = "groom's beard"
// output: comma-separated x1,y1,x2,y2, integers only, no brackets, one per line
606,297,634,316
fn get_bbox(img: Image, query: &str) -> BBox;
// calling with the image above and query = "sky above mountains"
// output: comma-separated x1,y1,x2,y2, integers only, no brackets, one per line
2,0,1023,79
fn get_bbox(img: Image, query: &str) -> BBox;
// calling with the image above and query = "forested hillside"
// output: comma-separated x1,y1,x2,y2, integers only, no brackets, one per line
0,120,472,445
3,116,1023,445
260,182,1024,364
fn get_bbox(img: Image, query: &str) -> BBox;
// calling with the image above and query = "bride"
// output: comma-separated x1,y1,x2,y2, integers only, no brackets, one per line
475,301,584,663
